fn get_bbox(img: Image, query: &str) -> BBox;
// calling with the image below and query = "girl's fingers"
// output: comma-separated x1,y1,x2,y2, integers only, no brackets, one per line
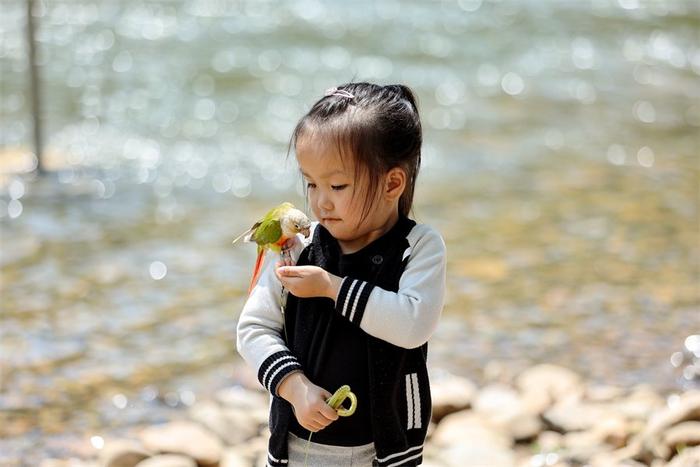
313,416,328,430
279,267,303,277
306,421,322,432
311,413,329,426
319,403,339,421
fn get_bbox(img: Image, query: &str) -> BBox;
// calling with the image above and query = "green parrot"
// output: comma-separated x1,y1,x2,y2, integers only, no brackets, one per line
232,202,312,295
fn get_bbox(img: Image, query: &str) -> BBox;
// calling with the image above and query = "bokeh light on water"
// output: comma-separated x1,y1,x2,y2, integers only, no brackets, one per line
0,0,698,463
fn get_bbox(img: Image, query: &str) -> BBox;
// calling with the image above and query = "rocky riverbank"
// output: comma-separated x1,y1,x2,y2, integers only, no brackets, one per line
37,364,699,467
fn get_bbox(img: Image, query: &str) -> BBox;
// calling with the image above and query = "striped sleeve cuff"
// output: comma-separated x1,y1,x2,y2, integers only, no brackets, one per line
334,277,375,327
257,351,303,395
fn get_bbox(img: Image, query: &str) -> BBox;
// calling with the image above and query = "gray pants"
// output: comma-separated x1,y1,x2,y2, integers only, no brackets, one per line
287,432,376,467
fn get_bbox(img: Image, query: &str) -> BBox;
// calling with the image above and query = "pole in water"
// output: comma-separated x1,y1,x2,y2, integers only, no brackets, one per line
26,0,45,175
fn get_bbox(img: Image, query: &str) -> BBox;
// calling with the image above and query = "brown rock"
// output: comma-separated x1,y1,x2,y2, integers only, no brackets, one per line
98,439,153,467
138,421,222,466
516,365,584,406
586,384,626,402
509,412,543,443
616,386,665,421
589,440,645,466
219,447,250,467
483,360,519,385
229,436,267,462
537,431,565,452
188,400,259,446
430,374,477,423
431,410,511,449
473,384,522,422
642,391,700,460
664,421,700,453
588,456,646,467
521,387,554,417
561,430,614,464
40,460,97,467
431,411,515,466
667,445,700,466
591,414,633,449
441,443,515,467
646,392,700,436
543,400,612,433
556,413,635,464
473,383,543,442
135,455,196,467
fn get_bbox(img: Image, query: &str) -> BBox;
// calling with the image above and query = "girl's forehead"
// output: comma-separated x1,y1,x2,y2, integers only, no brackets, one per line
296,135,354,175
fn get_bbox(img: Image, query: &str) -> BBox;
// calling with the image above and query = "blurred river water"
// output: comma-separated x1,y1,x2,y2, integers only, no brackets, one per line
0,0,699,463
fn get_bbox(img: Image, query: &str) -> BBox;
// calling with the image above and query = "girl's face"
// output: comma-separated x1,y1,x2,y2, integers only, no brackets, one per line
296,136,392,251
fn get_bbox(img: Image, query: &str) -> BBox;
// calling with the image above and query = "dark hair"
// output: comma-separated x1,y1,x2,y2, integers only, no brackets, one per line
287,82,422,224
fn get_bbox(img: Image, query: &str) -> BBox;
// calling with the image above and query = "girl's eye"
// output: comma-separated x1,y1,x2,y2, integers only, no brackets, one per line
306,182,316,189
331,184,348,191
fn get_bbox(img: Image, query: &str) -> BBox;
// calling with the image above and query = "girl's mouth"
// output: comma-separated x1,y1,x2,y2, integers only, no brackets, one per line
323,218,341,222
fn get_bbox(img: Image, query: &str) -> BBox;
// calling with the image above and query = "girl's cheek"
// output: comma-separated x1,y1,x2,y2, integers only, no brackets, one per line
309,194,320,215
306,191,316,208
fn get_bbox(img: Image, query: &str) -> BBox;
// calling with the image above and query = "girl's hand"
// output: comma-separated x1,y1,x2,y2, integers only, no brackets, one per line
275,265,343,300
277,372,339,432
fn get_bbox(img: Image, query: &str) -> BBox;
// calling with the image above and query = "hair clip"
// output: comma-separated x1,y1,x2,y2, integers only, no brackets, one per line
324,87,355,99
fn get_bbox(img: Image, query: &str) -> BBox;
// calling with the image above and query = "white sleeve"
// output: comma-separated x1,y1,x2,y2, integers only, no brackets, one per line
332,225,446,349
235,230,311,395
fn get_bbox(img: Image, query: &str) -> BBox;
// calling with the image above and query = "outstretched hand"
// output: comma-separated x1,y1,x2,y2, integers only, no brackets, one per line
275,264,343,300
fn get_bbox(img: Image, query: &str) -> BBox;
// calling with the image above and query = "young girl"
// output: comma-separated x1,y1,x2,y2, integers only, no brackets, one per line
237,82,446,467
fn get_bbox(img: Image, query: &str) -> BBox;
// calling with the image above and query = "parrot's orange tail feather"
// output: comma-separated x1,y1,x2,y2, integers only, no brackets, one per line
248,249,265,295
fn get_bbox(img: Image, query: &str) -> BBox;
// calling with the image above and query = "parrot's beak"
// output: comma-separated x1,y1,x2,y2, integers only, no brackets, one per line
301,226,311,238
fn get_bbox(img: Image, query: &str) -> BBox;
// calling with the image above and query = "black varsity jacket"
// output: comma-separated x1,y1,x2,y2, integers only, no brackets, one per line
237,214,447,467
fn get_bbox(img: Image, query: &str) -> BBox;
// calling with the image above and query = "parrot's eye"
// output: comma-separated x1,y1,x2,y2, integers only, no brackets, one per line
294,223,299,229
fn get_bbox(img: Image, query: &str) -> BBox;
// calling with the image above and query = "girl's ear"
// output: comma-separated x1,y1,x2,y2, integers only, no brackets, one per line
385,167,406,200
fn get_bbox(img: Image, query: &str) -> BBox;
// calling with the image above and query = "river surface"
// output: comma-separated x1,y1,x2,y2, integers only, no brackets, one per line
1,0,698,464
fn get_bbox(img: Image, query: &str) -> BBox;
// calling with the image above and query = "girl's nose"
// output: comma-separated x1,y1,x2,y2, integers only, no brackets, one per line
318,192,333,211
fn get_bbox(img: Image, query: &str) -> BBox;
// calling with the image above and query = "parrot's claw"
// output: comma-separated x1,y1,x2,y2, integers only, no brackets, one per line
280,245,293,266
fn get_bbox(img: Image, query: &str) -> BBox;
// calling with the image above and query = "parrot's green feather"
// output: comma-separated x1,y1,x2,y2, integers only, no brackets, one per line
270,202,294,218
252,218,282,245
250,202,295,246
